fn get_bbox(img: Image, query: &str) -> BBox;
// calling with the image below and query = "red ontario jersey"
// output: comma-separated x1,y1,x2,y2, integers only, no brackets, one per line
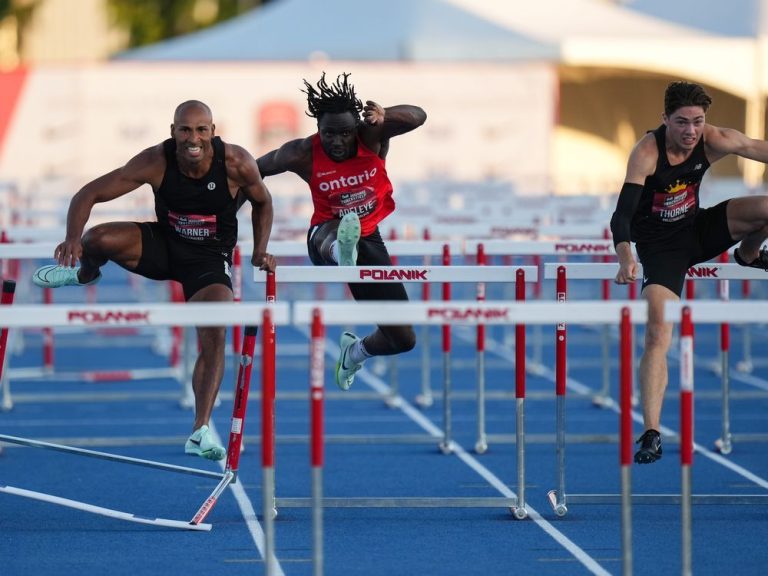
309,134,394,236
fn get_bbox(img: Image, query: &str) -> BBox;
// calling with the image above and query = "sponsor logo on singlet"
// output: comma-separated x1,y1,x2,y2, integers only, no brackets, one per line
168,211,217,240
652,180,697,222
317,167,379,219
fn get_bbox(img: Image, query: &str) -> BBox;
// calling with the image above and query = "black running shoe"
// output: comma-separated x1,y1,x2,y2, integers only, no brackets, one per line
634,429,662,464
734,247,768,271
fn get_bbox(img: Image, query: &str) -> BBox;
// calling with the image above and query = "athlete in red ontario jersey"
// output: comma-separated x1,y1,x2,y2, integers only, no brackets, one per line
610,81,768,465
258,72,427,390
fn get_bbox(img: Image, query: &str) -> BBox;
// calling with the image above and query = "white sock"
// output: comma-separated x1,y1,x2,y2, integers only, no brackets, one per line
347,339,371,364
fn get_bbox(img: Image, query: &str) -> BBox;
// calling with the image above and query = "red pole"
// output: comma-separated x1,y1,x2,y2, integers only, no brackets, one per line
422,228,431,302
225,324,259,474
232,246,242,354
476,243,486,353
442,244,451,354
43,287,54,372
680,306,694,467
310,309,325,468
620,307,633,466
0,280,17,385
515,269,526,399
555,266,567,397
261,311,276,470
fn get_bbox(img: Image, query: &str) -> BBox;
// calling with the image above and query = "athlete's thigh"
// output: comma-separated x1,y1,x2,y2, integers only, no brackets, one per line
636,235,690,297
131,222,172,281
693,201,735,263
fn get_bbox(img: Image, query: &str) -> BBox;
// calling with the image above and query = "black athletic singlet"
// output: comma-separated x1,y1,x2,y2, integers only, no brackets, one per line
155,136,238,250
631,124,711,244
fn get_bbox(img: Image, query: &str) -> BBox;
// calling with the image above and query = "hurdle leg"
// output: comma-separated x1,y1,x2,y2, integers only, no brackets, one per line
0,280,16,412
309,309,325,576
715,344,732,455
680,307,694,576
619,307,633,575
415,324,433,407
510,270,528,519
592,324,612,407
385,356,401,408
547,266,568,516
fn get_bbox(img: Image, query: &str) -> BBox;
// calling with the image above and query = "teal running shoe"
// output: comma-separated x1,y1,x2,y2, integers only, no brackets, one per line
185,425,226,461
335,331,364,391
32,265,101,288
337,213,361,266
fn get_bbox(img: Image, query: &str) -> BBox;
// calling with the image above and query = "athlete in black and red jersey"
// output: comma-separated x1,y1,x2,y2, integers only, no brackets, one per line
611,81,768,463
257,72,426,390
32,100,276,460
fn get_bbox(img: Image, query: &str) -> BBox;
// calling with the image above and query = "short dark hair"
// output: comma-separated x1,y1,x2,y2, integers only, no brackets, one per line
664,81,712,116
302,72,363,121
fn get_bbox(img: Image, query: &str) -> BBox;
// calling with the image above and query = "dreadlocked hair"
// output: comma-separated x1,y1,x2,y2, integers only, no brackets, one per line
302,72,363,121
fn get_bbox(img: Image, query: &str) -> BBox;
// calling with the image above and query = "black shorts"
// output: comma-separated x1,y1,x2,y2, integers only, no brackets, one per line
132,222,233,301
635,200,735,296
306,223,409,302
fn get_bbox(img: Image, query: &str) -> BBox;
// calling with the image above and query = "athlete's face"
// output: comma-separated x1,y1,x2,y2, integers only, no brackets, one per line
663,106,706,152
171,104,216,167
318,112,358,162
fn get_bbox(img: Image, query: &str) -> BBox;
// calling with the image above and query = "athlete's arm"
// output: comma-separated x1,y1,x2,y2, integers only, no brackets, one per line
363,101,427,140
56,145,162,267
228,144,276,272
612,134,657,285
704,124,768,164
256,137,312,181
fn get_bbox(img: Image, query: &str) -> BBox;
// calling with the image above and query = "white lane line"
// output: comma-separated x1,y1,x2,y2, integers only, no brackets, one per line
209,423,286,576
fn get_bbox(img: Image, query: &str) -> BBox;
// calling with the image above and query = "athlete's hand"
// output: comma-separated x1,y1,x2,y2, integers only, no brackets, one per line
363,101,385,125
253,252,276,273
614,258,638,285
54,238,83,268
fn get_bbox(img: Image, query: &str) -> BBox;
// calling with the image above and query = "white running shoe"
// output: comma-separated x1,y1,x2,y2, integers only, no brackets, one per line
185,425,226,461
32,265,101,288
336,213,361,266
335,331,364,390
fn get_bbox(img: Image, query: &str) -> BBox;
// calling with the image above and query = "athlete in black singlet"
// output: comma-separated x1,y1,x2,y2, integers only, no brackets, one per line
611,81,768,464
32,101,276,461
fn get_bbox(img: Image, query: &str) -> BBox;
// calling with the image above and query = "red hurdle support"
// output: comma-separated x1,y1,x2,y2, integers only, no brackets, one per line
475,243,487,454
547,265,568,516
416,227,433,408
680,306,694,576
1,279,17,413
715,251,732,454
439,243,453,454
619,306,633,576
310,308,326,576
232,245,243,355
511,268,528,520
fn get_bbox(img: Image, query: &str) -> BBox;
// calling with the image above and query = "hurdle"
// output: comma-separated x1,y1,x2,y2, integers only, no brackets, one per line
288,300,768,576
544,261,768,458
0,241,193,410
287,299,645,576
0,300,288,530
254,259,538,455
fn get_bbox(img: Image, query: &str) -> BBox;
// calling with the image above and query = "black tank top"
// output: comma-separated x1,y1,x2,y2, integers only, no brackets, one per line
631,124,710,243
155,136,237,248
